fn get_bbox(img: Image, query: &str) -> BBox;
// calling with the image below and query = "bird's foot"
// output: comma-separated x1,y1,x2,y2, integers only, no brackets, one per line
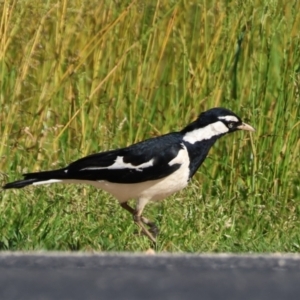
141,216,159,237
146,223,159,237
133,215,157,244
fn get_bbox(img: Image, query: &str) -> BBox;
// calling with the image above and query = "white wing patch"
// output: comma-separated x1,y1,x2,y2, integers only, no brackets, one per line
168,144,188,166
183,121,229,144
218,115,239,122
80,156,154,171
33,179,63,186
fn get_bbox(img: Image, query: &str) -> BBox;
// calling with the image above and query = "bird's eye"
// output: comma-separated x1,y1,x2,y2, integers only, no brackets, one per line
228,123,234,129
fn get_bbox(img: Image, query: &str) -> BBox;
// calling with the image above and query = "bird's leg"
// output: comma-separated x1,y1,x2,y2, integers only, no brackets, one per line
120,202,158,233
134,214,157,244
120,202,158,243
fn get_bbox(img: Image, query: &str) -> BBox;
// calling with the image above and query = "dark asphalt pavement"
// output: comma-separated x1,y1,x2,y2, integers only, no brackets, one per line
0,253,300,300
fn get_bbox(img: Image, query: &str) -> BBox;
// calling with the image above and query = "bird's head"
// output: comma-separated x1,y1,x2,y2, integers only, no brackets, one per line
182,107,254,144
199,107,255,133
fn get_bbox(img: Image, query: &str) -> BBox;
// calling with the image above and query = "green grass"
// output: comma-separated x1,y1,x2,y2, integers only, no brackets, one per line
0,0,299,252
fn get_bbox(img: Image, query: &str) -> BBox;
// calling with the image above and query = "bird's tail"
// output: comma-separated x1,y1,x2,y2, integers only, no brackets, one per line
2,169,67,189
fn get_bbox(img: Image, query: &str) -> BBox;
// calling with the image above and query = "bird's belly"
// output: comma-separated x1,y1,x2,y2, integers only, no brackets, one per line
86,163,190,203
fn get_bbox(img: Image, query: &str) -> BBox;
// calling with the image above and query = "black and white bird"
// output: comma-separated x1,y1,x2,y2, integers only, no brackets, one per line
3,107,254,243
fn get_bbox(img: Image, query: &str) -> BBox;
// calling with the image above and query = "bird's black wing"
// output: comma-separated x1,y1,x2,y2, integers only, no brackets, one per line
65,133,185,183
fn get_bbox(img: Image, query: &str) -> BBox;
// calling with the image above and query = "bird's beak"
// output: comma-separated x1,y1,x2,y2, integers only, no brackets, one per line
237,122,255,132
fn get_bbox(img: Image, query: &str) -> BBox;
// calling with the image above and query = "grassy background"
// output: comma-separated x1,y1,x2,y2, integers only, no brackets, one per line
0,0,299,252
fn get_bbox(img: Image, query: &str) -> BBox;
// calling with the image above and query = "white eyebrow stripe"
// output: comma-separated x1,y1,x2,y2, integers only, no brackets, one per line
80,157,154,171
183,121,229,144
218,115,239,122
